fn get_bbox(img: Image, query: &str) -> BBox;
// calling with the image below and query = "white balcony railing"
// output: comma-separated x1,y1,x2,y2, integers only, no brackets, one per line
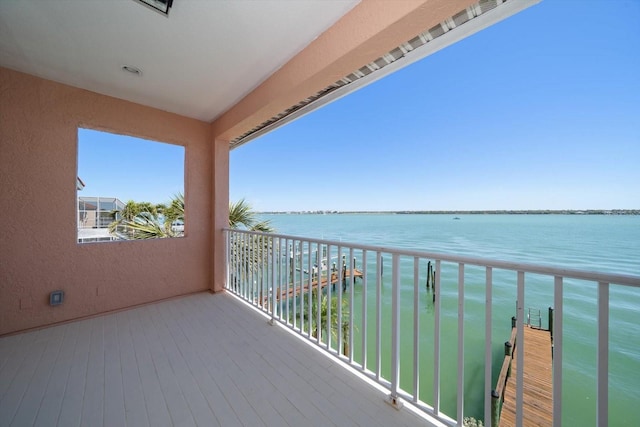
224,229,640,427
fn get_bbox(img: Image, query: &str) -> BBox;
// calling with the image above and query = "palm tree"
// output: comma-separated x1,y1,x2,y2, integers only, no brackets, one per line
229,198,273,232
163,192,184,226
119,200,141,221
109,195,182,240
113,211,177,239
228,199,274,294
302,293,351,356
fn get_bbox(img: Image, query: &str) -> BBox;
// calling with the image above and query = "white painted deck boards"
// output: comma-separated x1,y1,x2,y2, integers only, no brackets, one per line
0,292,434,427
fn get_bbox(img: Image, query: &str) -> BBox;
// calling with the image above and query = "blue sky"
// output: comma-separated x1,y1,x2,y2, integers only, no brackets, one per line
78,128,184,204
230,0,640,211
78,1,639,211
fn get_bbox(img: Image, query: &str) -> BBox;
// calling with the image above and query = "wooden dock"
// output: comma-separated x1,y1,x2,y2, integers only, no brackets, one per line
267,269,364,302
497,326,553,427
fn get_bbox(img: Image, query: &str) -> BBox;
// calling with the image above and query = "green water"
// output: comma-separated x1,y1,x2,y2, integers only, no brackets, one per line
262,214,640,426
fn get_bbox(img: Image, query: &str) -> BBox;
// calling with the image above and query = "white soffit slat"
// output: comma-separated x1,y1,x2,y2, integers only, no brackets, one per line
230,0,540,149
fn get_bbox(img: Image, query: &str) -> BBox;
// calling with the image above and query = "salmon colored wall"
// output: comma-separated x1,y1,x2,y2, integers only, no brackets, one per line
0,67,213,335
1,1,483,334
211,138,229,293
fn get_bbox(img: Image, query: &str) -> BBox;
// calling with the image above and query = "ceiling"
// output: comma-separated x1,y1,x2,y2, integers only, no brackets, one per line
0,0,360,122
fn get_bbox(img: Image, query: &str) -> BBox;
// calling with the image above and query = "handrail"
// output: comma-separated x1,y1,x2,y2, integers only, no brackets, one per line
222,228,640,287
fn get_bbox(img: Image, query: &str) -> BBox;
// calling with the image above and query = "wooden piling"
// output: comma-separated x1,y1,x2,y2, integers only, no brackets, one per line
432,266,436,303
505,341,513,378
491,389,500,427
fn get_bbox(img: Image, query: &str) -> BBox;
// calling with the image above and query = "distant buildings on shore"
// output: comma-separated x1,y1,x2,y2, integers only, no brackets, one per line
260,209,640,215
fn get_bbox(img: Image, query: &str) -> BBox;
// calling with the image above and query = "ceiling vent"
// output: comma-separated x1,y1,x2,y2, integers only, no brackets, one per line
135,0,173,17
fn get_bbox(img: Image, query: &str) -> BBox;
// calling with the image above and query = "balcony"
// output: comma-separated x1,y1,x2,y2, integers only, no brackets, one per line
1,229,638,427
0,292,432,427
224,228,640,426
2,2,637,426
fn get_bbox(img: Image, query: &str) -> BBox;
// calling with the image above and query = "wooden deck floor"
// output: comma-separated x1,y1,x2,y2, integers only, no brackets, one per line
0,292,434,427
499,327,553,427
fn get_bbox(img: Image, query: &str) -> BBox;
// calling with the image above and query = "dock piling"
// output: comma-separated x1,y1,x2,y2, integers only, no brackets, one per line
491,389,500,427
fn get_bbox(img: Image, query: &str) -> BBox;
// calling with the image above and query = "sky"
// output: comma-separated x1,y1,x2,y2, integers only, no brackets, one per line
230,0,640,212
78,128,184,205
77,1,639,211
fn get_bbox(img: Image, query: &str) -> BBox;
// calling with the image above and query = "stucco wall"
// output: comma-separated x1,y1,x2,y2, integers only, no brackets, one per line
0,67,213,335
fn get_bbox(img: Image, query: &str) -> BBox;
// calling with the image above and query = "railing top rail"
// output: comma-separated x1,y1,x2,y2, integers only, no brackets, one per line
224,228,640,287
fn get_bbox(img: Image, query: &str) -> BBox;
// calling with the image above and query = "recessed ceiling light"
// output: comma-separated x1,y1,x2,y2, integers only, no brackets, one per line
121,65,142,76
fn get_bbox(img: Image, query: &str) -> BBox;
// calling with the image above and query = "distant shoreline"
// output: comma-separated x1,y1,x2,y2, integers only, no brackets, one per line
260,209,640,215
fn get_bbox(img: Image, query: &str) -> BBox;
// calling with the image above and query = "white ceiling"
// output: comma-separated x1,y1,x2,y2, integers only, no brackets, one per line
0,0,360,122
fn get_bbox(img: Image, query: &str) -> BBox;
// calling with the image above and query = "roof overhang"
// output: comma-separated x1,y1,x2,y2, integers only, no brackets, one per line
218,0,541,149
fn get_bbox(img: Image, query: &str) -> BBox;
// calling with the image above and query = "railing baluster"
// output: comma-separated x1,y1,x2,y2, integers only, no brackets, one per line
234,232,238,294
553,276,563,427
306,242,312,336
291,240,296,328
240,232,244,297
262,234,267,311
413,256,420,403
228,232,233,291
287,239,291,321
457,263,465,425
297,241,302,330
278,238,283,320
271,236,277,323
249,234,256,304
362,250,368,371
299,242,304,332
376,251,382,381
265,234,270,312
326,244,332,350
389,253,401,407
240,232,246,298
516,271,525,427
485,267,493,427
292,240,297,330
337,246,343,356
433,259,441,416
244,232,249,300
309,243,323,345
349,247,354,364
254,234,259,307
597,282,609,427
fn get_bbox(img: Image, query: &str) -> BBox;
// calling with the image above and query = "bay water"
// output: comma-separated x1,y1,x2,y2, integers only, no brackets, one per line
261,213,640,426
